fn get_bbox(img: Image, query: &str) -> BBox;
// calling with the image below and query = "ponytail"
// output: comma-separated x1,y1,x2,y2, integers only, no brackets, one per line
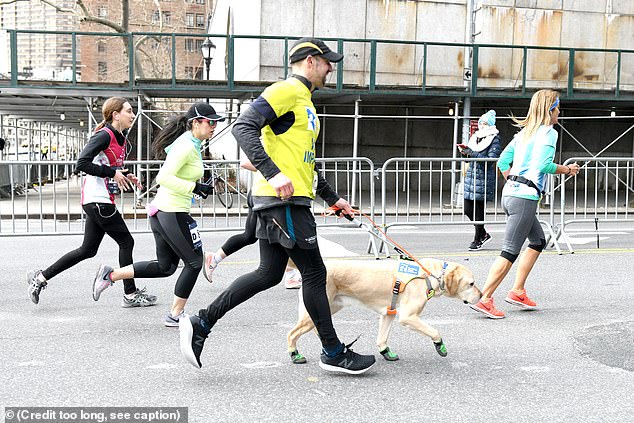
152,115,191,159
94,120,107,132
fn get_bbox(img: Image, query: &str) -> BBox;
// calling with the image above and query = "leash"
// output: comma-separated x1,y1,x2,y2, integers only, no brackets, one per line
323,206,433,275
324,206,448,314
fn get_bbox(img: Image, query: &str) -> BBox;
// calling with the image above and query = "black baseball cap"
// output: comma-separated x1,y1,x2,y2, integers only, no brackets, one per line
289,37,344,64
186,102,225,122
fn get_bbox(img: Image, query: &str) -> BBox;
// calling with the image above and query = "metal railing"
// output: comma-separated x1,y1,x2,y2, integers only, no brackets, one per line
2,157,633,256
2,30,634,101
557,157,634,250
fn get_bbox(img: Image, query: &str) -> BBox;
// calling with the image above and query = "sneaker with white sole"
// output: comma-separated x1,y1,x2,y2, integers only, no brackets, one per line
179,314,210,368
319,339,376,375
27,270,47,305
479,232,492,248
92,264,114,301
505,289,537,309
164,310,184,327
121,288,157,308
283,268,302,289
202,252,220,283
469,297,505,319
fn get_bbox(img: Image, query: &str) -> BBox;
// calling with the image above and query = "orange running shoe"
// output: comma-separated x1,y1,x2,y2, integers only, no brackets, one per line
469,297,505,319
505,289,537,309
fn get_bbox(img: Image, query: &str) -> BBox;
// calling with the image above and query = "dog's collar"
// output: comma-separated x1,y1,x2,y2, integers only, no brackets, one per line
425,262,448,299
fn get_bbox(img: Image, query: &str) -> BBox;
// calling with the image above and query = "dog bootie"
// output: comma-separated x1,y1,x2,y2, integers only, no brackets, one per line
289,349,307,364
379,347,399,361
433,339,447,357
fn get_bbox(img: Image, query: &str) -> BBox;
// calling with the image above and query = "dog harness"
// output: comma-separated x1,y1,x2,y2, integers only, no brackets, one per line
387,258,448,315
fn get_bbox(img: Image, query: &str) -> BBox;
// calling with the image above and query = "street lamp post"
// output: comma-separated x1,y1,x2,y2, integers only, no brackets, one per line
200,38,216,104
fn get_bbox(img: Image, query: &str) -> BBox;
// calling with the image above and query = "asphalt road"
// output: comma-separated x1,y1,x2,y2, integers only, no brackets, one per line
1,223,633,423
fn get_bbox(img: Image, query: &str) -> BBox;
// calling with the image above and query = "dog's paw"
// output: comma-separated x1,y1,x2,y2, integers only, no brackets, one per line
289,349,307,364
433,339,448,357
379,347,399,361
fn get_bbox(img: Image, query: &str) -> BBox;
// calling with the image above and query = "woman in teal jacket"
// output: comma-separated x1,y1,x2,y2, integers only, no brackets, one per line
470,90,580,319
92,103,224,326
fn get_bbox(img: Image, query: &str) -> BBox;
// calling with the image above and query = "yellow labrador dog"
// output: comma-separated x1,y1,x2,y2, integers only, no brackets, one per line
287,258,481,363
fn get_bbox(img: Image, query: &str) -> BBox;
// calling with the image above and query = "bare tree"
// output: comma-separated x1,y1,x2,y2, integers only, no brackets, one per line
0,0,173,79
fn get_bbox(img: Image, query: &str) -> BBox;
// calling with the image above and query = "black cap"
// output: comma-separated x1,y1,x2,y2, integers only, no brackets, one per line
186,102,225,122
289,37,344,64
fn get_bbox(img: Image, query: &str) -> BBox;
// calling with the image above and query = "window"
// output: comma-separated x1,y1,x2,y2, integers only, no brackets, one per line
97,41,106,54
194,67,203,80
163,11,172,24
97,6,108,18
186,13,194,27
184,66,194,79
152,11,160,24
195,39,203,52
196,14,205,28
185,38,194,52
98,62,107,78
196,0,205,4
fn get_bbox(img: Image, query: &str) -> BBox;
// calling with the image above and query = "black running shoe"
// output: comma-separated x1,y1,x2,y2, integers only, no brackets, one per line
479,232,492,247
27,270,47,305
179,314,209,369
319,339,376,375
468,240,481,251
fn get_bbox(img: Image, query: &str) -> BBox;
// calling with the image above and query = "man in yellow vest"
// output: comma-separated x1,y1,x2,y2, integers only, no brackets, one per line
179,37,375,374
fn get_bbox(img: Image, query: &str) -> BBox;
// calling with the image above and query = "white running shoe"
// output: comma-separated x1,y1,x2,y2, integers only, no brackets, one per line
202,252,219,283
92,264,114,301
283,268,302,289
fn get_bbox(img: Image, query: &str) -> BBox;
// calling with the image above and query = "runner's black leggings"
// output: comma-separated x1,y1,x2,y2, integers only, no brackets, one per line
133,211,202,299
42,203,137,295
463,198,486,240
221,207,257,255
199,239,340,349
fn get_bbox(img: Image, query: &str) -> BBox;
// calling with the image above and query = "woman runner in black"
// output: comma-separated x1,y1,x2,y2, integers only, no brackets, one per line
92,103,224,327
26,97,155,308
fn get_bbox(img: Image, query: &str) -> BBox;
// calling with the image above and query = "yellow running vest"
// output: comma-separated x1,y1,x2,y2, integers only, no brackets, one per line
252,78,319,199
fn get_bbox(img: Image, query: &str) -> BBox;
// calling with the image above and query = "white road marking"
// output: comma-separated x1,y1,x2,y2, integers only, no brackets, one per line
519,366,550,373
241,361,283,369
146,363,178,370
566,236,611,245
17,360,45,367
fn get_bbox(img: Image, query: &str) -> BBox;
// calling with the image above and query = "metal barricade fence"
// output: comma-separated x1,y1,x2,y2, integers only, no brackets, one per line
3,157,632,255
0,157,375,237
558,157,634,252
379,157,562,254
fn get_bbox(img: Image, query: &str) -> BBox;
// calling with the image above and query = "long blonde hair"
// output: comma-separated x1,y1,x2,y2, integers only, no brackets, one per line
511,89,559,142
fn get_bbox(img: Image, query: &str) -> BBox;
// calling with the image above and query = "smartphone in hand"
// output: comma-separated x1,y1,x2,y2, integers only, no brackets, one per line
457,144,468,149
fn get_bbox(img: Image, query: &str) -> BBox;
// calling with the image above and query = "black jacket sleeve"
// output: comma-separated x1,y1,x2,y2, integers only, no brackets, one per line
75,130,117,178
231,101,281,180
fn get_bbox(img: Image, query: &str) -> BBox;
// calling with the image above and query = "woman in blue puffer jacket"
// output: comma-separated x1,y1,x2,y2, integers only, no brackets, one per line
459,109,502,250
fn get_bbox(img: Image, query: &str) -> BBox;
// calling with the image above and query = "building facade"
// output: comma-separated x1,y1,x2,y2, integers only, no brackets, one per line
80,0,213,82
0,0,77,79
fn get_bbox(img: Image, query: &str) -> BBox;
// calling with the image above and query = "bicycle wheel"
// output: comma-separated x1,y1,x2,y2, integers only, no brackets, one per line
214,177,233,208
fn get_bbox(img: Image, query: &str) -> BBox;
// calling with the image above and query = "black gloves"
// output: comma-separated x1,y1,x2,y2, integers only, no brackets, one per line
193,182,213,199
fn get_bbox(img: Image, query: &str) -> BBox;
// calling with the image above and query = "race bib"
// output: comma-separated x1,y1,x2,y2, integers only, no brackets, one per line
394,258,423,284
189,221,202,250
